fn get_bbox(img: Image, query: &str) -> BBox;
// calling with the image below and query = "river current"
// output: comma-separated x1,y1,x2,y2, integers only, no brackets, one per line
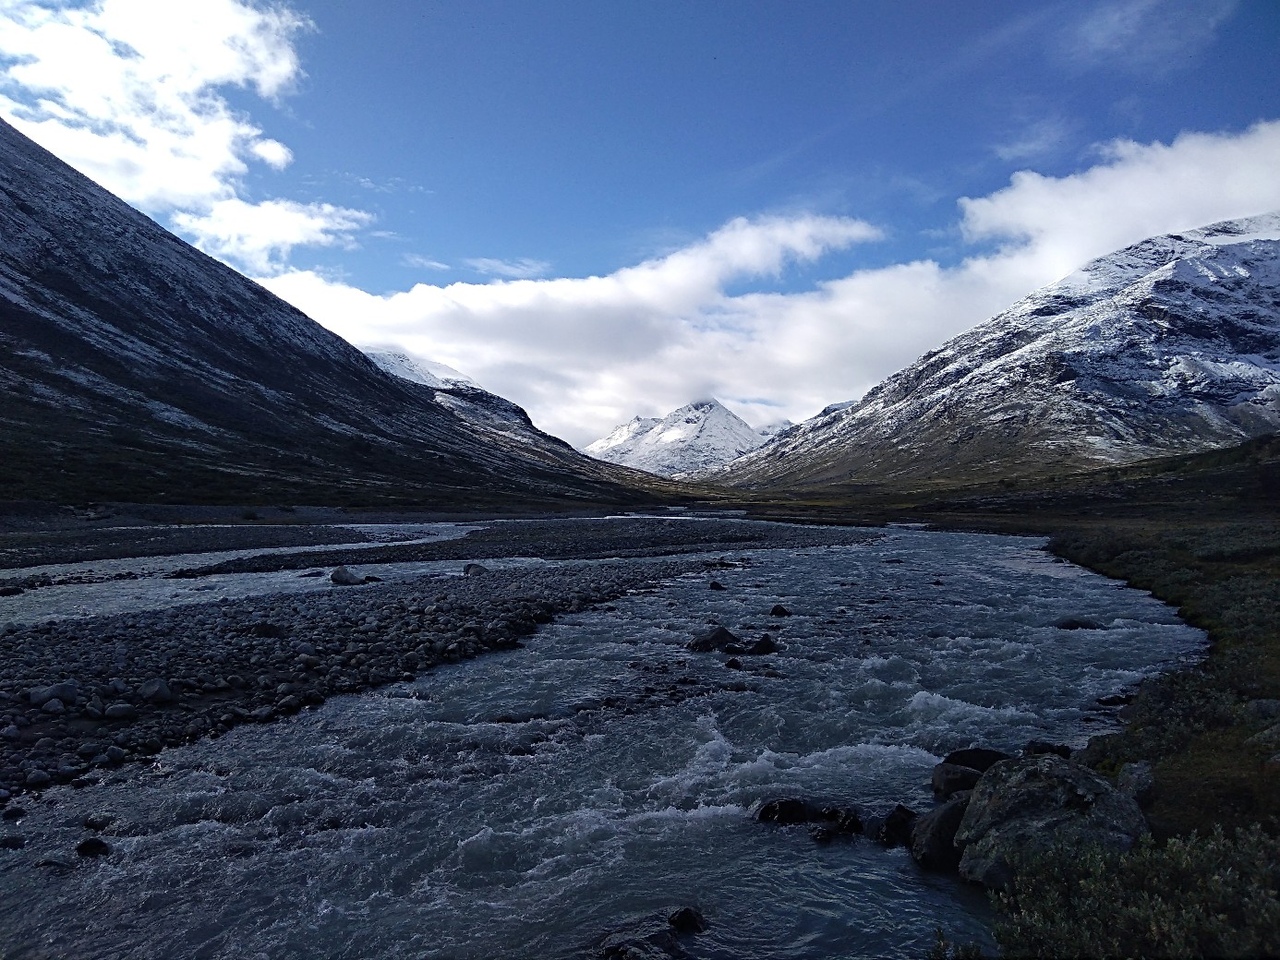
0,525,1205,958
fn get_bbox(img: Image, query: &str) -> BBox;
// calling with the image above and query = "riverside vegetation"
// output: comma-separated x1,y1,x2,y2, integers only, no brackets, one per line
739,434,1280,958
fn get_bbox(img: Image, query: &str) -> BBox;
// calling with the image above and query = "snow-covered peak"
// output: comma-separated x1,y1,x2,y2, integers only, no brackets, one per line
585,398,773,478
363,347,480,389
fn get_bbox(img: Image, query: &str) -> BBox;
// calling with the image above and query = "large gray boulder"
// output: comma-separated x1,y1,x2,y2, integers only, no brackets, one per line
955,755,1148,890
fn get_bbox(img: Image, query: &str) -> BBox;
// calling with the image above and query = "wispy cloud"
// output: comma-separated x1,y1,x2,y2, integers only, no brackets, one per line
0,0,371,274
464,257,553,280
994,116,1074,162
1063,0,1239,72
403,253,450,271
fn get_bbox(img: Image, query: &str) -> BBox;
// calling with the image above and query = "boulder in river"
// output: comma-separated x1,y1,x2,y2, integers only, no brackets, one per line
138,678,174,704
942,747,1012,772
686,626,740,653
463,563,489,577
932,762,982,798
954,755,1149,890
329,566,363,586
910,793,970,872
870,804,918,848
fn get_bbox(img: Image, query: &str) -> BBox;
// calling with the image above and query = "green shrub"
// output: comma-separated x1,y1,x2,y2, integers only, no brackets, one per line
993,826,1280,959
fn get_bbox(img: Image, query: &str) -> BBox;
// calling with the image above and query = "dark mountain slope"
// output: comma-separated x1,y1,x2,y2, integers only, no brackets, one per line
0,118,661,506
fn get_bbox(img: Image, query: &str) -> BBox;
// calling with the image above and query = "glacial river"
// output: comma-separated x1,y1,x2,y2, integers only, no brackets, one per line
0,526,1205,958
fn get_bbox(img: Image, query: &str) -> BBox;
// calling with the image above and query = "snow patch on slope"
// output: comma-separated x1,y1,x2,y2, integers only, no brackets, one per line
586,399,778,477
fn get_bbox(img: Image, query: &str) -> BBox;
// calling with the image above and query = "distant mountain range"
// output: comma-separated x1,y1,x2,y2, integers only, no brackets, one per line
725,213,1280,489
0,118,659,506
585,399,789,478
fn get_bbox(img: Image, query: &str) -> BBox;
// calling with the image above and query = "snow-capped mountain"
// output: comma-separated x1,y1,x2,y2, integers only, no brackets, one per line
362,348,479,390
0,117,655,505
363,347,565,452
585,399,777,477
728,213,1280,488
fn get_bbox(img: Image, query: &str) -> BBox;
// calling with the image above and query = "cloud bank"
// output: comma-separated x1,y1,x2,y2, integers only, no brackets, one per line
263,121,1280,447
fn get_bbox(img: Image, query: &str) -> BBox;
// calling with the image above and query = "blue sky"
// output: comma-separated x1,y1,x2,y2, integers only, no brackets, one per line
3,0,1280,444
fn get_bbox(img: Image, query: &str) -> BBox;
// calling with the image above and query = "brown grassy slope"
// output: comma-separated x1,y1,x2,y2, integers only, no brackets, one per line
729,434,1280,836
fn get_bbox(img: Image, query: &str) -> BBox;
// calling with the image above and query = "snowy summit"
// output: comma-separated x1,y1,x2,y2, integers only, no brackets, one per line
585,399,784,478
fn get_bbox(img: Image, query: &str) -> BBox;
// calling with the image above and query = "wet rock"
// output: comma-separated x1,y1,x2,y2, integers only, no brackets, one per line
329,566,363,586
910,793,970,872
724,658,742,670
463,563,489,577
745,634,779,655
955,755,1149,891
810,806,863,843
0,585,22,597
0,835,24,850
769,604,790,617
104,703,138,721
40,698,65,715
932,762,982,798
83,813,113,831
1055,616,1107,630
24,769,51,789
708,581,726,591
138,678,174,704
756,798,814,825
686,626,741,653
870,804,918,848
667,907,707,935
942,747,1012,773
75,837,111,858
2,807,25,821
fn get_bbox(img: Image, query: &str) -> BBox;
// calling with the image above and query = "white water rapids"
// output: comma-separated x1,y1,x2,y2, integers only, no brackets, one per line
0,526,1205,958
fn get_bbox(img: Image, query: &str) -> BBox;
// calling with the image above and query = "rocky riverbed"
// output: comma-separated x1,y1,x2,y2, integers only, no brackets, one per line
0,516,875,804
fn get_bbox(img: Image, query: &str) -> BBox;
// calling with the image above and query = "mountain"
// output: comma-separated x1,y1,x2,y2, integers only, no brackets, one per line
0,117,661,507
727,213,1280,489
585,399,776,477
363,347,568,454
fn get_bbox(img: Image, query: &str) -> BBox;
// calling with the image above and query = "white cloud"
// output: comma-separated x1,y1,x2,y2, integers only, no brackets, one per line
173,198,374,274
260,122,1280,448
0,0,368,273
464,257,553,280
993,117,1073,162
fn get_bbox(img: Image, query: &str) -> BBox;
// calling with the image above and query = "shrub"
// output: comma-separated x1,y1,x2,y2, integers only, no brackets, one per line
992,826,1280,959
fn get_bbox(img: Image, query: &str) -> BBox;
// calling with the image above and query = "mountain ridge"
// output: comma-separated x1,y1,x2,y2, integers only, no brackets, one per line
725,213,1280,489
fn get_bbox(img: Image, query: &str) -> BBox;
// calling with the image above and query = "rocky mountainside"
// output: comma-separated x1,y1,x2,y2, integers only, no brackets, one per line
727,213,1280,489
0,118,657,506
585,399,782,478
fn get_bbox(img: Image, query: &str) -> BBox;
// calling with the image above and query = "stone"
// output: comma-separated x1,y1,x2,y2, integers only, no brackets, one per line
955,755,1149,891
910,793,970,872
756,798,813,825
724,658,742,670
1055,616,1106,630
75,837,111,858
0,835,24,850
104,703,138,721
709,581,726,591
24,769,51,788
138,678,174,704
667,907,707,935
769,604,791,617
28,680,77,708
104,745,126,763
686,626,741,653
329,566,363,586
810,806,863,843
745,634,779,655
2,807,25,821
942,747,1013,772
40,698,65,715
871,804,918,848
463,563,489,577
83,813,113,831
932,762,982,798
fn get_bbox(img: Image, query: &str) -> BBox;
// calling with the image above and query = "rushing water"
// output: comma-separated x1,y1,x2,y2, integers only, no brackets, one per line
0,527,1205,959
